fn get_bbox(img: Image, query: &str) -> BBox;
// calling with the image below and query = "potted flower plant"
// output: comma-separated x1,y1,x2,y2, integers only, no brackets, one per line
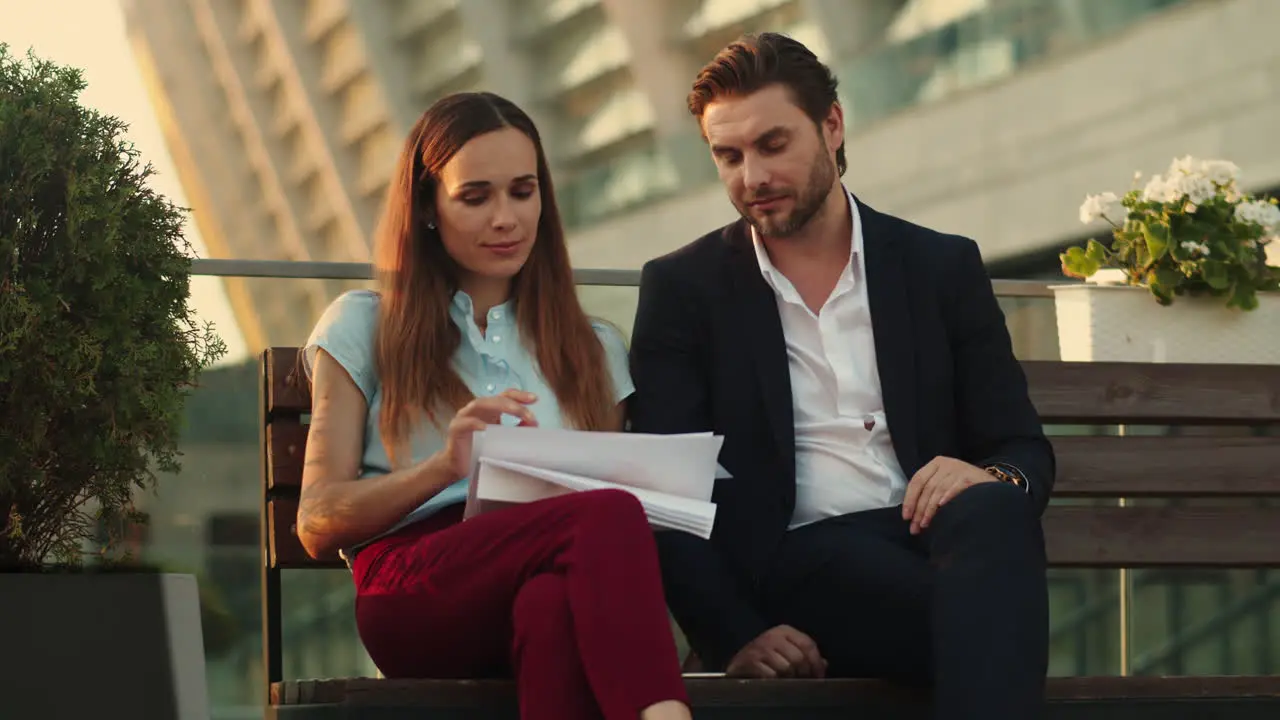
1055,155,1280,363
1,45,225,719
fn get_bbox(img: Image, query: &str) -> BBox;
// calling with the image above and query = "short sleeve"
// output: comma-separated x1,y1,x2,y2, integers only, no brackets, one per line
592,320,635,404
304,290,380,404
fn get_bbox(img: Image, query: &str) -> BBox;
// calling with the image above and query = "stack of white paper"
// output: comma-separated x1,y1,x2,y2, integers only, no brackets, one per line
464,426,727,539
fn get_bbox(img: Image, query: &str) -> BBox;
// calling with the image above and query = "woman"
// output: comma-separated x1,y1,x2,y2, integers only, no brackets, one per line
297,92,691,720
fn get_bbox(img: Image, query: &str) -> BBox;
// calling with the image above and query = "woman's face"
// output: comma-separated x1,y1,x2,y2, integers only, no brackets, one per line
433,127,542,287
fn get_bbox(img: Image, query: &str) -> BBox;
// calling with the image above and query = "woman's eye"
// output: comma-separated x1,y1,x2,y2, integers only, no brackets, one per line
460,194,487,206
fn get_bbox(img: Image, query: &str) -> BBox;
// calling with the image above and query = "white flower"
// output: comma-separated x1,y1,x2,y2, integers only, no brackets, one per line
1199,159,1240,187
1235,200,1280,230
1176,174,1216,205
1141,168,1218,206
1181,240,1210,257
1168,155,1200,176
1142,174,1180,203
1079,192,1127,225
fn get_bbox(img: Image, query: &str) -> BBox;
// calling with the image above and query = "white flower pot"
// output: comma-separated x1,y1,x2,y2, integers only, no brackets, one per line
1050,282,1280,364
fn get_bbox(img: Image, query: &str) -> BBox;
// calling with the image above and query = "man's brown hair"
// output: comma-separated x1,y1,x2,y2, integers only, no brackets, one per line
688,32,845,175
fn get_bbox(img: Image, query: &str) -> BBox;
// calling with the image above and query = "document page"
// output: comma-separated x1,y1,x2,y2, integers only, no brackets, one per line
464,426,726,537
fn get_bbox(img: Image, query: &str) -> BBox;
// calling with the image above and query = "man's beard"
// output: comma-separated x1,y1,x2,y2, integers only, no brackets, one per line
738,149,837,239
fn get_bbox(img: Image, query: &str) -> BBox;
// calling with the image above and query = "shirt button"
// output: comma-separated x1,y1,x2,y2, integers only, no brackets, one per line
490,310,502,321
485,383,496,393
492,335,502,343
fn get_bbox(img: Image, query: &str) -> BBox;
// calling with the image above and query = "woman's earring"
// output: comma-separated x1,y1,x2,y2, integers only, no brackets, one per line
426,221,436,230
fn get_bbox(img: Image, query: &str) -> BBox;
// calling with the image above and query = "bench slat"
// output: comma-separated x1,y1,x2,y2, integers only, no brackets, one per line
267,351,1280,424
1043,506,1280,567
1024,361,1280,425
267,419,307,494
261,430,1280,497
266,347,310,416
1053,435,1280,497
265,501,1280,570
273,675,1280,707
268,497,345,570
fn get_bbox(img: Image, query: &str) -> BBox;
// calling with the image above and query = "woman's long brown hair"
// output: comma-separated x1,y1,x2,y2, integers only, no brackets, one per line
373,92,614,466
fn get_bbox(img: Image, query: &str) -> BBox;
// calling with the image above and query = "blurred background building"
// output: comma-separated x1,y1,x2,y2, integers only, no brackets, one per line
122,0,1280,350
97,0,1280,716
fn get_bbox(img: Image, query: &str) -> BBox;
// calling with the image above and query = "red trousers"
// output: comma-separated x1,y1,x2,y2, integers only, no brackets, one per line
351,489,689,719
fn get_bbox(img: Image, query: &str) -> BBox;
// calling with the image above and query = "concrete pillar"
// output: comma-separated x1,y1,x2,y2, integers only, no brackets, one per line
344,0,418,135
803,0,906,60
600,0,698,139
458,0,538,112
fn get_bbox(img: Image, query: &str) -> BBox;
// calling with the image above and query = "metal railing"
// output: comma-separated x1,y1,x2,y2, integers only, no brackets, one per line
189,258,1060,297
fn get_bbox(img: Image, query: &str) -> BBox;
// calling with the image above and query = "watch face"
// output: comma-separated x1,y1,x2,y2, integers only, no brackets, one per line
987,466,1020,485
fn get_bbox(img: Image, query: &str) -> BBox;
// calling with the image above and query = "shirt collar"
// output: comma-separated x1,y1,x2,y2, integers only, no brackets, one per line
450,290,516,345
751,186,863,292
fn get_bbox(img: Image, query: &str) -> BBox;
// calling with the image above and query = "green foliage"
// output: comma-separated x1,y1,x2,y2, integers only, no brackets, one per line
1063,156,1280,310
0,45,226,567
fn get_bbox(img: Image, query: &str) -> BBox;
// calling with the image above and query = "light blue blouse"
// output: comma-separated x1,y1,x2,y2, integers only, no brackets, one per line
303,289,635,557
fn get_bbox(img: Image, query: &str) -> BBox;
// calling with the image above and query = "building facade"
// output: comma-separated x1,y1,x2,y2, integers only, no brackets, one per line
122,0,1280,353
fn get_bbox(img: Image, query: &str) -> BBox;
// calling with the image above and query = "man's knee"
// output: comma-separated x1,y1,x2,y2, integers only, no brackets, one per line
936,480,1040,542
653,528,703,556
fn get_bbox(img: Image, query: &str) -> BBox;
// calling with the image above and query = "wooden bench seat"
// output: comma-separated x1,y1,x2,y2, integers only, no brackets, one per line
259,348,1280,718
271,676,1280,719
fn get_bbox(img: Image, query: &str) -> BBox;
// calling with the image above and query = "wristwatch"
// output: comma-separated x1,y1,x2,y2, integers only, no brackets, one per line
983,462,1030,494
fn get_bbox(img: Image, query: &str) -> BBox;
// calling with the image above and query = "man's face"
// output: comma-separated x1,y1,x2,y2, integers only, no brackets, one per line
702,84,843,239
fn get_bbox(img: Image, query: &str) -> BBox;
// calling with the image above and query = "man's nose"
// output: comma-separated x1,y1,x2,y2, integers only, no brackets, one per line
742,155,771,192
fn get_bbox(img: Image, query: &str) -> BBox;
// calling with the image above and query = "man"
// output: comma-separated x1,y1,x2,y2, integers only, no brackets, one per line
629,33,1054,719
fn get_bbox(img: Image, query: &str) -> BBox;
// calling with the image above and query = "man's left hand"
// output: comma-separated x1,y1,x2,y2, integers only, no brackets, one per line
902,456,998,535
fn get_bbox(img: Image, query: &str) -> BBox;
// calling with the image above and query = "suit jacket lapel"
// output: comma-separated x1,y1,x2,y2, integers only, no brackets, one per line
858,199,921,472
724,221,796,482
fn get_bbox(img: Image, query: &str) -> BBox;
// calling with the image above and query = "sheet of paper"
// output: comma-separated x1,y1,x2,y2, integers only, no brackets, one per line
476,458,717,538
472,426,725,502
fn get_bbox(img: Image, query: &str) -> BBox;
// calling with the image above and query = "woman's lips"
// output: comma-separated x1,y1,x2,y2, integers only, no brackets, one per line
483,240,523,256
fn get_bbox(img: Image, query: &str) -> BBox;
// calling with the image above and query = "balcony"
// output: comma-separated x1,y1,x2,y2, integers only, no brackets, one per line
394,0,459,43
839,0,1193,130
516,0,602,39
408,37,483,98
537,23,631,100
302,0,349,43
682,0,793,40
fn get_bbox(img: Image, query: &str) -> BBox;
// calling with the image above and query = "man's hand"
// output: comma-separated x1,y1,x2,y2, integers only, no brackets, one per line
725,625,827,679
902,456,998,534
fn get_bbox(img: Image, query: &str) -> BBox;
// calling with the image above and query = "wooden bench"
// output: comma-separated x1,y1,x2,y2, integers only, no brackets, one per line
259,347,1280,718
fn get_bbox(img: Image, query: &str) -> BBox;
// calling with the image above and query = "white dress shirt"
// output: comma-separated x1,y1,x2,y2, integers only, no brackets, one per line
751,190,909,528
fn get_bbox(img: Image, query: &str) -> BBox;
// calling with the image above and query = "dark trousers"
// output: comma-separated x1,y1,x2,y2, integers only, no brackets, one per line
670,481,1049,720
352,489,689,720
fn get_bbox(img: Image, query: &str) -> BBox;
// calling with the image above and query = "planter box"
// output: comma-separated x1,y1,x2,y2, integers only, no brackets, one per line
1051,283,1280,364
0,572,210,720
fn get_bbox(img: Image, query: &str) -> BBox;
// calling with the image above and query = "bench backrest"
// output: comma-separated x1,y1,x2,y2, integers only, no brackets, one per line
261,347,1280,571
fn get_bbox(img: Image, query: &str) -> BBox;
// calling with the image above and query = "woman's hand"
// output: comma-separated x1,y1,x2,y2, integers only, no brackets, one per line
439,389,539,481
